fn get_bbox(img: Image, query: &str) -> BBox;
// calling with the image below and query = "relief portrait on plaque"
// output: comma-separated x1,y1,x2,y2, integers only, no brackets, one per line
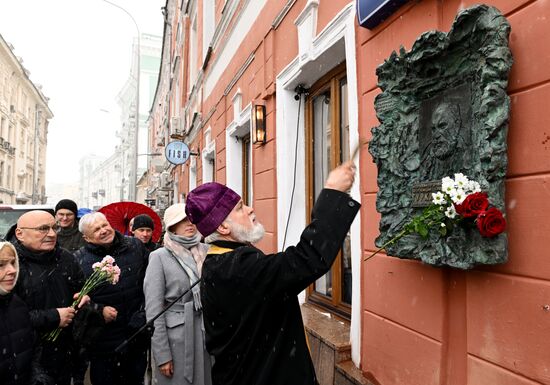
418,84,472,182
368,5,513,269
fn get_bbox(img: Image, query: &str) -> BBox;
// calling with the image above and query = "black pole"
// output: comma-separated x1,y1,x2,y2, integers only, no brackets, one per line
115,278,202,353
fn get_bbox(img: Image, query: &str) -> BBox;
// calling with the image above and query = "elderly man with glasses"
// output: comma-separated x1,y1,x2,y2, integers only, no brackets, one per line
12,210,90,385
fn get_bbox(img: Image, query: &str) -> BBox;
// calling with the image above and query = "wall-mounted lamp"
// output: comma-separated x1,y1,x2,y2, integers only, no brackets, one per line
251,103,267,144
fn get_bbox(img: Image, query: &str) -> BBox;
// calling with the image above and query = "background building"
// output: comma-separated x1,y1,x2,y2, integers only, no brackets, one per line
148,1,550,384
0,34,52,204
80,33,161,208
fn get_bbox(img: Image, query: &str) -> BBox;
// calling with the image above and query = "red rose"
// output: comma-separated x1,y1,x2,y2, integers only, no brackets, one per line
455,192,489,218
476,207,506,238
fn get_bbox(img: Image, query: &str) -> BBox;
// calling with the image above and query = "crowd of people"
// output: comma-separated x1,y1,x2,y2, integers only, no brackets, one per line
0,160,357,385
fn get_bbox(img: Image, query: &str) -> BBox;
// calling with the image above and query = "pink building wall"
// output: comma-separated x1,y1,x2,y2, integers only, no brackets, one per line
150,1,550,383
356,1,550,384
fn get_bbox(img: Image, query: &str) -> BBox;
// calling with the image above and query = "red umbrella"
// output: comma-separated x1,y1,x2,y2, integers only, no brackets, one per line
98,202,162,242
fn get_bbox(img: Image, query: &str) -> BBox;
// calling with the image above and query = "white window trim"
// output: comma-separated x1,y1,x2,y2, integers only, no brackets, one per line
275,2,362,366
226,89,252,196
204,0,268,97
189,155,197,192
202,127,215,183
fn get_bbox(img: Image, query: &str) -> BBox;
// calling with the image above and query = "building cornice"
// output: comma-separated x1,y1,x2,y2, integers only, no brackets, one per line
0,33,53,118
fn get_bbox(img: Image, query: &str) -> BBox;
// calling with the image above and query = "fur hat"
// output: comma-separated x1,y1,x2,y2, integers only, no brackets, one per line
185,182,241,237
132,214,154,230
55,199,78,216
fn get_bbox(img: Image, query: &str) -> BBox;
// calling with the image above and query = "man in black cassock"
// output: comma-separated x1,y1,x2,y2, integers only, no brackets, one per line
185,161,359,385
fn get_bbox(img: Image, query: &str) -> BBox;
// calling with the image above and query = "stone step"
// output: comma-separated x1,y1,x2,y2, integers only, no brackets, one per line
335,360,377,385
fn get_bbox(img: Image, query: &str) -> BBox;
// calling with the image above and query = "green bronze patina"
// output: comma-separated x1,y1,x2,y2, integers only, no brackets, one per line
368,5,512,269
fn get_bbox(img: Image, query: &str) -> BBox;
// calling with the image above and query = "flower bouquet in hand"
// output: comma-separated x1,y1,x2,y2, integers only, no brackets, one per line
45,255,121,342
365,173,506,261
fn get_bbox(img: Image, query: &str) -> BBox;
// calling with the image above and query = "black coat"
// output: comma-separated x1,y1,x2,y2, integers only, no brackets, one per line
13,242,86,332
74,231,149,353
0,293,34,385
13,241,86,383
57,222,86,253
201,189,360,385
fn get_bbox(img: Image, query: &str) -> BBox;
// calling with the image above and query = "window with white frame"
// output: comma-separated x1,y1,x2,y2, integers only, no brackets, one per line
226,93,253,202
202,127,215,183
305,63,352,317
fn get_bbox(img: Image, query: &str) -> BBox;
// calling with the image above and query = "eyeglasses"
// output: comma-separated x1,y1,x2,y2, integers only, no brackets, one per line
19,224,61,234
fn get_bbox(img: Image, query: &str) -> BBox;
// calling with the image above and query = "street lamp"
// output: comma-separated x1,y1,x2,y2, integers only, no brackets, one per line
102,0,140,201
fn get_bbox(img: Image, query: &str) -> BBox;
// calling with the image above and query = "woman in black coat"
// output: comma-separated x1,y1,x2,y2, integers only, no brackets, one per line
0,241,42,385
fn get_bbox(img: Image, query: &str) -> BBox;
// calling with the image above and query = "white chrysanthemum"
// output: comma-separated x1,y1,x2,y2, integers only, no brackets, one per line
454,173,469,189
445,205,457,219
441,177,455,194
432,191,445,205
467,180,481,193
450,188,466,204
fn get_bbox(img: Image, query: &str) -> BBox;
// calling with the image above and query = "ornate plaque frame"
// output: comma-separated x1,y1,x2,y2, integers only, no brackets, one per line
368,5,513,269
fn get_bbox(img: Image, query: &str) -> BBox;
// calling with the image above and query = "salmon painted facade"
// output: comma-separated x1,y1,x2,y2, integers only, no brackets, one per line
147,1,550,384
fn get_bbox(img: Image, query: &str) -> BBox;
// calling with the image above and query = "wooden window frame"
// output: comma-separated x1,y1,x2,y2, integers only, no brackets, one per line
304,63,351,320
242,134,251,206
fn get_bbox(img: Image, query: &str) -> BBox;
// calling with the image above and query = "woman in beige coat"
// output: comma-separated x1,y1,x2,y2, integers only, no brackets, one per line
144,203,212,385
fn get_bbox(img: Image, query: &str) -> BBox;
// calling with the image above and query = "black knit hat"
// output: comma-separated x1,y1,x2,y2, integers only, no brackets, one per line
132,214,154,230
55,199,78,216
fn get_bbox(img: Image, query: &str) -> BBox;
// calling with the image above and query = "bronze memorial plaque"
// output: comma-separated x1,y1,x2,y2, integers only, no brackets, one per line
368,5,512,269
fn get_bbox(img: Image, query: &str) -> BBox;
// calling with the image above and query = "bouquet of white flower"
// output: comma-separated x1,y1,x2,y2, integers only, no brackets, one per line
365,173,506,261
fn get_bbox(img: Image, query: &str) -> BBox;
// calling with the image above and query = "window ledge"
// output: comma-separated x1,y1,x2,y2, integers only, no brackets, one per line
301,302,350,353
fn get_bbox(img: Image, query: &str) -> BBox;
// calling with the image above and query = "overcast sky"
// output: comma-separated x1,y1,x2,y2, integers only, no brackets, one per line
0,0,164,184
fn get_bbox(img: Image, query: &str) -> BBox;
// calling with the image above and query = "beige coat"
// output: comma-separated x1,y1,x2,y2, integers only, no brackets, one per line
144,245,212,385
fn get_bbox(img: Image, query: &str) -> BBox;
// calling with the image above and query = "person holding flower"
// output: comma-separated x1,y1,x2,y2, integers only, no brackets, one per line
75,212,149,385
11,210,90,385
144,203,212,385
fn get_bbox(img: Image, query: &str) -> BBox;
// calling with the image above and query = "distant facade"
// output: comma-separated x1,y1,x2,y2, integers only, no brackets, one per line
46,183,79,206
80,33,161,208
0,34,53,204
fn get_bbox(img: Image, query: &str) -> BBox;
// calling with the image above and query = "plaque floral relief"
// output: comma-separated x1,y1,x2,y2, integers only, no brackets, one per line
368,5,513,269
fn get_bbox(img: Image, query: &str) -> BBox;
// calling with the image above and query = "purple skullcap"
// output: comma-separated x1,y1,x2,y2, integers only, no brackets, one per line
185,182,241,237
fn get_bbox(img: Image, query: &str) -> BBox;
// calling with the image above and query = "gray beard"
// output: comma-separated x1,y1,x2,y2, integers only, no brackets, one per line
228,220,265,244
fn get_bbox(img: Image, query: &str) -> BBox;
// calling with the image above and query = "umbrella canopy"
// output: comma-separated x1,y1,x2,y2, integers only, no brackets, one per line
77,208,93,218
98,202,162,242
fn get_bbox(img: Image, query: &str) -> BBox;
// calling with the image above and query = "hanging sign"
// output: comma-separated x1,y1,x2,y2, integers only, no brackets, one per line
165,141,191,165
357,0,409,29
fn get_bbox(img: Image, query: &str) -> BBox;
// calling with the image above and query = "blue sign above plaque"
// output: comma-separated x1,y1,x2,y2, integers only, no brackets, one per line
357,0,408,29
165,141,191,165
